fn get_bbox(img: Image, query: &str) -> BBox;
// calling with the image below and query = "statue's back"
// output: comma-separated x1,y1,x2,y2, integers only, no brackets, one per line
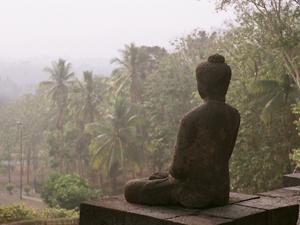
176,101,240,207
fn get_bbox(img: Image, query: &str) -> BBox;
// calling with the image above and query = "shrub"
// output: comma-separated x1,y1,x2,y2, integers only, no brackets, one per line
41,173,99,209
0,204,78,223
6,183,14,195
38,207,78,218
0,204,34,223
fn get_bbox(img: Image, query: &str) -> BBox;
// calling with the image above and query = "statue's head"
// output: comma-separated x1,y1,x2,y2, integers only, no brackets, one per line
196,54,231,101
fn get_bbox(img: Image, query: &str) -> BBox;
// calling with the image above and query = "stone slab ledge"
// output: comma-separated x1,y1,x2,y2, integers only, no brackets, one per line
80,191,299,225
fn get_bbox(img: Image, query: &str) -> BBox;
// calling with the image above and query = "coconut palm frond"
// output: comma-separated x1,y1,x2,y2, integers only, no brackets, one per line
93,138,112,158
251,80,280,95
260,93,284,123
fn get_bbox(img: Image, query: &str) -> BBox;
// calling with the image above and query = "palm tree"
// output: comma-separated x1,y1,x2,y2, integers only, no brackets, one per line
42,58,74,172
86,96,139,193
250,74,298,123
111,44,168,168
42,58,75,129
77,71,100,125
67,71,101,177
111,43,141,103
250,74,299,173
111,43,167,104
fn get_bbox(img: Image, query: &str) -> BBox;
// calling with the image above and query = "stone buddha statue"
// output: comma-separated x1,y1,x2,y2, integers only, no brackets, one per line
124,54,240,208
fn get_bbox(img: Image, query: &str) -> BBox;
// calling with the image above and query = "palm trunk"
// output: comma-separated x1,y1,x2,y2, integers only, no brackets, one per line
26,148,32,185
59,127,64,173
8,146,11,183
8,162,11,184
32,148,38,193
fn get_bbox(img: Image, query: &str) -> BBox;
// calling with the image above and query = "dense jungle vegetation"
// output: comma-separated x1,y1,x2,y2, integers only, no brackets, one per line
0,0,300,207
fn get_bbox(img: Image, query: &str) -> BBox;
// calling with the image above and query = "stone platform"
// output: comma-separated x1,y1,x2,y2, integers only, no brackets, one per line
283,173,300,187
80,191,299,225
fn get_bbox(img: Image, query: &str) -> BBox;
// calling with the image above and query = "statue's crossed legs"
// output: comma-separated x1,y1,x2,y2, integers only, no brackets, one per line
124,176,179,206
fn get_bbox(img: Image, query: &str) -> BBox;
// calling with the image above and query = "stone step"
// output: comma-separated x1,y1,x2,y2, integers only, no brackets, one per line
283,173,300,187
80,192,298,225
257,186,300,224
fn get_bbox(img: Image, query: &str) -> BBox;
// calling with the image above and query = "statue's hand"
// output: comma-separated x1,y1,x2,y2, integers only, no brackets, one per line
149,172,169,180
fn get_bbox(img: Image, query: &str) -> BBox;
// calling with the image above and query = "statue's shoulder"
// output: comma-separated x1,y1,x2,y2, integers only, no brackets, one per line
181,105,206,123
182,103,240,123
224,103,241,118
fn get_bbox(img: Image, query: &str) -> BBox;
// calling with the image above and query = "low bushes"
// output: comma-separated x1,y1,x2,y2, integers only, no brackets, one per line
0,204,78,224
41,174,100,209
0,204,33,223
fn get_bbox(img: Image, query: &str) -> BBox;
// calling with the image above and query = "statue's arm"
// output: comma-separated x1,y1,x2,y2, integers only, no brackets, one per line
169,116,195,180
229,112,241,156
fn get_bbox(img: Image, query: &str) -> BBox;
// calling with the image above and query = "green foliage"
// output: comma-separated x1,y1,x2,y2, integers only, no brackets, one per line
86,96,140,193
0,204,33,223
36,207,78,219
226,71,298,192
45,131,61,169
214,8,300,192
0,204,78,223
111,43,167,103
291,149,300,171
250,74,298,124
216,0,300,89
41,174,99,209
144,55,195,170
291,101,300,171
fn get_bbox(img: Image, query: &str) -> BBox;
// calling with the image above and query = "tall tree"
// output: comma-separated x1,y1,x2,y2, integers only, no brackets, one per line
250,74,298,123
42,58,74,172
111,43,140,103
42,59,75,129
218,23,300,192
67,71,103,177
75,71,100,125
216,0,300,88
111,43,168,103
86,96,139,193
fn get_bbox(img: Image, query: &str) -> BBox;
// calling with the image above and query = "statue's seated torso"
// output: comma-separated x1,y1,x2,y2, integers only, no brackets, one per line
170,100,240,207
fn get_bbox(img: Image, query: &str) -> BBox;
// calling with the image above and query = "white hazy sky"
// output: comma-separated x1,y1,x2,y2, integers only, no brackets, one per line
0,0,233,59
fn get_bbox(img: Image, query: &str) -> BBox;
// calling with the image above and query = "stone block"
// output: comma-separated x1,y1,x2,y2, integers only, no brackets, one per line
79,192,298,225
283,173,300,187
238,196,299,225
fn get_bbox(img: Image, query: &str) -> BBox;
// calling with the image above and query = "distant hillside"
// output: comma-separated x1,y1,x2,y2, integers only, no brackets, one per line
0,77,19,101
0,57,114,86
0,57,115,100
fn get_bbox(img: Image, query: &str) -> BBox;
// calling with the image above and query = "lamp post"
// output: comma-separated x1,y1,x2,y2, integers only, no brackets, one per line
17,121,23,200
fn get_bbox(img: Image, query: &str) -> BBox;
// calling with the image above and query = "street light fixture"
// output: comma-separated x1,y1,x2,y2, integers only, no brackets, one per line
16,121,23,200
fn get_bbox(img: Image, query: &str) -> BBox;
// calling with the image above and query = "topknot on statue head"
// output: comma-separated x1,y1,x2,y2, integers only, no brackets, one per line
196,54,231,100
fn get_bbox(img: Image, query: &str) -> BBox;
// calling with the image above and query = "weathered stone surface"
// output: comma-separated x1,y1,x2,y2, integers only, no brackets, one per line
200,204,267,225
237,197,299,225
80,201,235,225
168,215,234,225
255,186,300,224
259,188,300,198
80,202,179,225
80,196,194,225
283,173,300,187
228,192,259,204
79,191,298,225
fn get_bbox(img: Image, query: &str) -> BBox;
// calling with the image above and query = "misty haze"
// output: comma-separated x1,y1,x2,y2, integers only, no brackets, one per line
0,0,300,225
